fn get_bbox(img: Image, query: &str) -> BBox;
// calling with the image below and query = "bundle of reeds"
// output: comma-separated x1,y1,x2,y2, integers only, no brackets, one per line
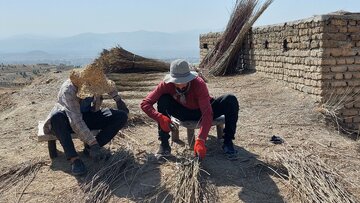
273,148,357,203
93,46,170,73
200,0,273,76
144,157,218,203
172,158,218,203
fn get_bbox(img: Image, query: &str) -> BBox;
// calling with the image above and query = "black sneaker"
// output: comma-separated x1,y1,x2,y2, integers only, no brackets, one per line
71,159,87,176
222,140,238,160
155,140,171,160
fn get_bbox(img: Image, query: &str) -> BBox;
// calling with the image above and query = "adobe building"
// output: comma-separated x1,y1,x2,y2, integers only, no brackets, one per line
200,11,360,131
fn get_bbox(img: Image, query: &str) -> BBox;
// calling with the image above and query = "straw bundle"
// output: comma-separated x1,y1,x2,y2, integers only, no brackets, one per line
273,148,357,203
144,157,218,203
200,0,273,76
93,46,170,73
172,158,218,203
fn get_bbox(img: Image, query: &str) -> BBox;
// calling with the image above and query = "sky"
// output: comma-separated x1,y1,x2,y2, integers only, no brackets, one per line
0,0,359,39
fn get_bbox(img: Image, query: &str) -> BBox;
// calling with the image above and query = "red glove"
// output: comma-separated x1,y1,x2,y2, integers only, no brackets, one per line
194,139,207,160
158,114,172,133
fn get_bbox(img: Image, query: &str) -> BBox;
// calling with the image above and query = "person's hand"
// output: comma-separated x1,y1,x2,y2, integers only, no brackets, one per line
194,139,207,160
116,99,129,114
158,114,172,133
89,143,111,161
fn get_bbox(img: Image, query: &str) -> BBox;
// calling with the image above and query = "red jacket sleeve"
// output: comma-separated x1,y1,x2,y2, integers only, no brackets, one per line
196,80,213,141
140,81,169,122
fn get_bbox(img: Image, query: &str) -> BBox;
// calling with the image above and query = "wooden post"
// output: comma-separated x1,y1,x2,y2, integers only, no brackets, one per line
171,124,180,141
187,128,195,147
216,124,224,139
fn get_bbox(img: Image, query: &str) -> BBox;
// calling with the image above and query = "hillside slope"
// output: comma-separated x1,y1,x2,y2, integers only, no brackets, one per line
0,70,359,202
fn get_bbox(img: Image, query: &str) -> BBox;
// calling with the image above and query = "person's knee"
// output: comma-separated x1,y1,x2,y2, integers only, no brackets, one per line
50,112,68,127
224,94,239,110
50,112,72,136
113,110,128,127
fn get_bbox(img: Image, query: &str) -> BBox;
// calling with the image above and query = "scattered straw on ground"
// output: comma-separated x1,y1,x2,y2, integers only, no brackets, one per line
0,158,47,202
269,146,357,203
79,147,141,203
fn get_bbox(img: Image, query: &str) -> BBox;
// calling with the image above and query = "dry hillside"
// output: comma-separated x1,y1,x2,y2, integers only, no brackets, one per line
0,69,359,202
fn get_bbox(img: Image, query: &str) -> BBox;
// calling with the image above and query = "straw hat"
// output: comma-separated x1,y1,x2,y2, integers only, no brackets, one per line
163,59,197,84
70,64,116,99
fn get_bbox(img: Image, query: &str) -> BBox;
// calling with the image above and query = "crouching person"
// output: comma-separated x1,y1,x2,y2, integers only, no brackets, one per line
141,59,239,161
43,64,128,175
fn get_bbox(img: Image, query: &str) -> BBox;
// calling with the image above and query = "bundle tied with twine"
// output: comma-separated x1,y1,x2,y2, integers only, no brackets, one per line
270,148,357,203
200,0,273,76
144,155,218,203
93,46,170,74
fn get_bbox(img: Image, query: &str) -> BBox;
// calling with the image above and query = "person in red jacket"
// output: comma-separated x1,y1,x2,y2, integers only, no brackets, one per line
140,59,239,160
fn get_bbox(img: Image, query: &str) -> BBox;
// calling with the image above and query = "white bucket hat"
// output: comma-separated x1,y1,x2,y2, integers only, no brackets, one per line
163,59,197,84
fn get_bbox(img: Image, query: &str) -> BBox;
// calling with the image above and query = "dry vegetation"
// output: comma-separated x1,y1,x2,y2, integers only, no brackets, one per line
94,47,169,74
0,69,359,202
200,0,273,75
268,146,357,203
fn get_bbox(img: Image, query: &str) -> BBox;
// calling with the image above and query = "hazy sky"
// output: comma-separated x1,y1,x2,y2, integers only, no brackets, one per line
0,0,359,39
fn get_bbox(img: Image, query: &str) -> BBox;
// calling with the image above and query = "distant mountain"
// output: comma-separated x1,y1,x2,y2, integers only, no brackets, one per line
0,30,209,65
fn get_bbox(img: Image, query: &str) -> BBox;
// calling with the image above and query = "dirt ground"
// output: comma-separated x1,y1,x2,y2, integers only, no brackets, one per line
0,69,359,202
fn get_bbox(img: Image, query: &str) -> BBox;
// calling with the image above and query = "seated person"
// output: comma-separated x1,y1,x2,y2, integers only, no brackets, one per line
43,64,129,175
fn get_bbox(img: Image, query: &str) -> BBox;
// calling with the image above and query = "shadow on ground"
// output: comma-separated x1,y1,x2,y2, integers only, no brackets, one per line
49,134,284,202
50,147,166,202
204,135,284,203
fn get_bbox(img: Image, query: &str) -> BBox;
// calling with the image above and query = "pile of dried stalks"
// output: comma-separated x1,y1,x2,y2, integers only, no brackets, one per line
0,159,46,202
80,147,142,203
144,156,218,203
316,87,360,136
92,46,169,73
200,0,273,76
271,148,357,203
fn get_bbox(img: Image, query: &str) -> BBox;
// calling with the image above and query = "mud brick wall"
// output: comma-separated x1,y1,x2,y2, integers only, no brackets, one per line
199,32,222,62
199,12,360,131
320,14,360,130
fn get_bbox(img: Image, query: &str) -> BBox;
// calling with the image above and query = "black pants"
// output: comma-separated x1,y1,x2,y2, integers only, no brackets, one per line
50,108,128,159
157,94,239,142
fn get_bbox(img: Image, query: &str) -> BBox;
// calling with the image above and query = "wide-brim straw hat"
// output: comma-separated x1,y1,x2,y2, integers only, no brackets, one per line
163,59,197,84
70,64,116,99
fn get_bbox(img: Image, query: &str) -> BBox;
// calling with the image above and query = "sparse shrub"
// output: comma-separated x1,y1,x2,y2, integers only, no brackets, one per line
32,69,40,75
316,87,360,137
